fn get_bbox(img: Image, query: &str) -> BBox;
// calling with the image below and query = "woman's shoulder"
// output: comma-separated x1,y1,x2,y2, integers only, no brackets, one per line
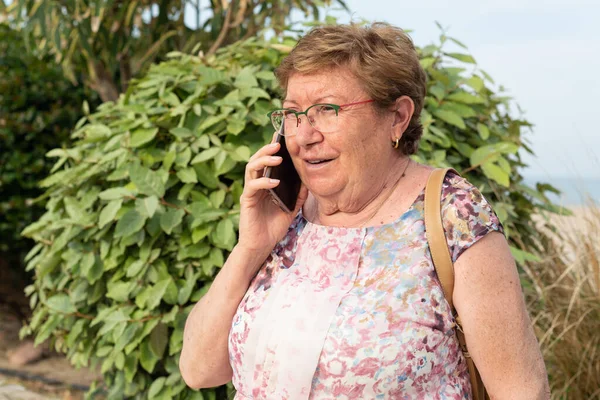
442,170,478,198
438,170,504,262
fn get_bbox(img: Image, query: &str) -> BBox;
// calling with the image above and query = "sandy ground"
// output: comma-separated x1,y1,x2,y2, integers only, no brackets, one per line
0,307,100,400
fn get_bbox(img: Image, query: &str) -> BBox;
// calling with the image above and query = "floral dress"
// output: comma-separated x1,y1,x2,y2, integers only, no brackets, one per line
229,172,503,399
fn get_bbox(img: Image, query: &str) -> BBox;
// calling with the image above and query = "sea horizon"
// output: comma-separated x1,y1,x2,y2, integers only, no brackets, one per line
522,176,600,207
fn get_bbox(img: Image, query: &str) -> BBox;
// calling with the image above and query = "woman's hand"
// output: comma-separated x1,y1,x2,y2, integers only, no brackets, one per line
237,140,308,259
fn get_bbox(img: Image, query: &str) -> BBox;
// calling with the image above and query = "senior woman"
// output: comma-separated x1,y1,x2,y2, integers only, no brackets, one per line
180,23,549,399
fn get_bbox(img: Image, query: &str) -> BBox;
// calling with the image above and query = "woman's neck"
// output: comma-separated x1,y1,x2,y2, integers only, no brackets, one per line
307,157,412,228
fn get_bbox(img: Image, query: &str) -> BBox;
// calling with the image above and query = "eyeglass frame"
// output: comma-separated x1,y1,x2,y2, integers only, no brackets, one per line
266,99,375,135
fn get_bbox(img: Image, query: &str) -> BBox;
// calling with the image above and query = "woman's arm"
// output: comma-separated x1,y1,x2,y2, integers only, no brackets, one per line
179,245,270,389
179,139,309,389
453,232,550,399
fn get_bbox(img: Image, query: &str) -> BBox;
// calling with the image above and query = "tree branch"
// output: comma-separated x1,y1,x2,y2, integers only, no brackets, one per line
88,60,119,102
207,1,233,56
117,52,132,93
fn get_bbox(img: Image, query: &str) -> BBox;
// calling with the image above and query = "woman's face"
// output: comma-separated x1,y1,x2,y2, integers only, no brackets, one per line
283,68,399,204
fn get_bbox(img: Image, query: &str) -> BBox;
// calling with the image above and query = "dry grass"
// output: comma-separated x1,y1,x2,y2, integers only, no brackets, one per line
525,201,600,399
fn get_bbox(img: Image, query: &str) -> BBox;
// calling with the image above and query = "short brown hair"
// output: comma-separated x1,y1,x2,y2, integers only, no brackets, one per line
275,22,427,155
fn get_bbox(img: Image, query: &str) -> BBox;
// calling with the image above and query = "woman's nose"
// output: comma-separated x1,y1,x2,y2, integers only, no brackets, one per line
293,115,323,147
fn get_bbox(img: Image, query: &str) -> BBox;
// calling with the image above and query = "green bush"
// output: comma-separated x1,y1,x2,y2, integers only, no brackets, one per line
0,23,96,267
21,31,558,399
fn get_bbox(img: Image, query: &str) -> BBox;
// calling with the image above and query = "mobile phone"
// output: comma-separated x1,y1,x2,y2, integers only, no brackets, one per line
263,124,302,213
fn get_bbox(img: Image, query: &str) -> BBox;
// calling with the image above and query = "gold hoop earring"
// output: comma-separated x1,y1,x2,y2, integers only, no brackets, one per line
393,138,400,149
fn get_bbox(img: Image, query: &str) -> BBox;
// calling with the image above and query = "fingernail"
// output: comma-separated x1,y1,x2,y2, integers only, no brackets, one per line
270,143,279,147
270,156,282,161
269,179,280,184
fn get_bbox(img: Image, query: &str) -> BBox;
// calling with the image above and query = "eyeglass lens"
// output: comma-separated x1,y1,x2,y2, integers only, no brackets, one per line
271,105,339,135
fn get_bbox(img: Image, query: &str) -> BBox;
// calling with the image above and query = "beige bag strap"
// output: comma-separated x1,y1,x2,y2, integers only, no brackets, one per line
424,168,489,400
424,168,457,310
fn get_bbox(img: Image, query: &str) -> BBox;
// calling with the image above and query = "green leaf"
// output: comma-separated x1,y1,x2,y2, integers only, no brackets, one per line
98,199,123,229
510,246,541,265
449,37,468,49
177,243,210,261
106,281,132,302
80,252,95,276
234,66,259,89
99,187,134,201
160,208,185,234
163,149,176,171
466,76,484,92
140,340,159,373
124,352,138,383
176,167,197,183
130,128,158,147
193,104,202,116
446,52,476,64
198,114,228,131
35,315,61,346
169,127,192,139
433,109,466,129
191,147,221,164
194,164,219,189
189,207,228,228
46,294,76,314
115,209,147,238
227,119,246,135
149,323,168,358
256,70,275,80
178,273,200,305
419,57,436,69
148,377,166,398
136,196,159,218
209,190,226,208
213,218,235,249
470,146,500,167
175,147,192,167
429,86,445,101
240,87,270,100
64,197,86,221
129,163,165,197
209,247,224,268
197,66,227,86
146,279,172,310
126,259,146,277
446,91,484,104
481,162,510,187
192,226,211,243
87,257,104,284
476,123,490,140
231,145,251,162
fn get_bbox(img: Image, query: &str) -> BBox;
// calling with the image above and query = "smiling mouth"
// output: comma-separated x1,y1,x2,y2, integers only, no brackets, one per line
306,159,334,165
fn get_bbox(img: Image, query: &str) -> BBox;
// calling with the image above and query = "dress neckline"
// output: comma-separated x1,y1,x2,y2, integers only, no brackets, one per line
299,186,427,231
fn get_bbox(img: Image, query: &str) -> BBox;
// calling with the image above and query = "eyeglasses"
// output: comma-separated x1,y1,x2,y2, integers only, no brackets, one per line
267,99,375,136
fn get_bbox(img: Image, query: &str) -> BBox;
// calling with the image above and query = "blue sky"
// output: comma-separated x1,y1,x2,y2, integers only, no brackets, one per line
317,0,600,180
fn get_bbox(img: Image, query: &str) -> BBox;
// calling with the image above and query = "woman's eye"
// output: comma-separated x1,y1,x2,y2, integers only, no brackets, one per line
317,105,336,113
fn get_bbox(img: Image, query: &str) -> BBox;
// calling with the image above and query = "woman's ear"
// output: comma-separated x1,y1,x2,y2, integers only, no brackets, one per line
390,96,415,140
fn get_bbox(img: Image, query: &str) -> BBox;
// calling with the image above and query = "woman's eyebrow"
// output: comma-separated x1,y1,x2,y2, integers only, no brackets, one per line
283,95,336,106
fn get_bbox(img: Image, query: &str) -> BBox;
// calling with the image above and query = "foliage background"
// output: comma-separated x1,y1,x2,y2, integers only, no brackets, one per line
18,33,560,399
0,23,97,280
2,0,593,399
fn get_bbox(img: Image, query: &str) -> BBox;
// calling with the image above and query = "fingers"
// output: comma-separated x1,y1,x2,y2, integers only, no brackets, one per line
247,155,282,172
248,141,280,163
240,177,280,204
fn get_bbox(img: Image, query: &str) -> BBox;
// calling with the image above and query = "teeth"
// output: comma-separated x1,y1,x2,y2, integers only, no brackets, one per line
307,159,329,164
